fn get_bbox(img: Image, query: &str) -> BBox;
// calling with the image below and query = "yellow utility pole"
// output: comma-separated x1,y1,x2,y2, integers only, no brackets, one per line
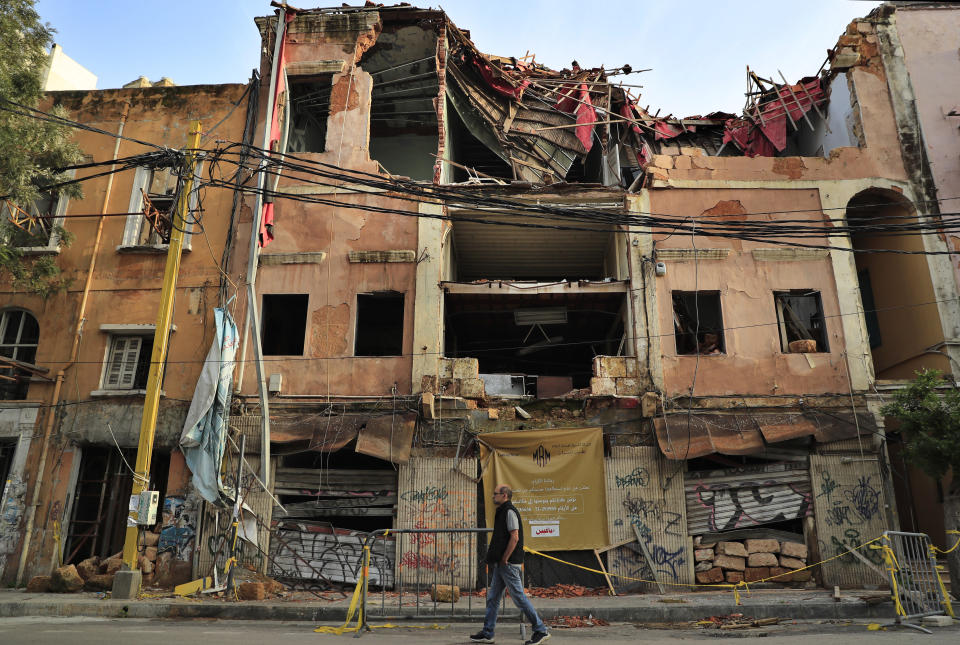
120,121,202,572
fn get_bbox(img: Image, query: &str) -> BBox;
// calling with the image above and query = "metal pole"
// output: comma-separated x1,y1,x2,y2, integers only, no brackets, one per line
120,120,203,571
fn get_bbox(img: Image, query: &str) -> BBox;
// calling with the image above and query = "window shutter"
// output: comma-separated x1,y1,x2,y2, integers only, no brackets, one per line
105,336,142,389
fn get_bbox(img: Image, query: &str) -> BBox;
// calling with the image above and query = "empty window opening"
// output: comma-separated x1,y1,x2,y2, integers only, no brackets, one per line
1,309,40,400
0,440,15,498
444,292,627,391
361,24,439,180
287,75,333,153
672,291,725,355
447,105,512,182
355,292,404,357
65,447,169,565
262,294,309,356
103,334,154,390
775,290,828,353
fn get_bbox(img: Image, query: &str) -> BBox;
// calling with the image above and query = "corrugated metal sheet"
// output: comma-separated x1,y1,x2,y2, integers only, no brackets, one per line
684,462,812,535
194,456,276,578
396,456,479,589
810,454,889,588
605,446,692,592
452,216,612,280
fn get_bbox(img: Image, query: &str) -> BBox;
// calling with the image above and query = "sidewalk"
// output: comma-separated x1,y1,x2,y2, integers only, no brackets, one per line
0,587,901,623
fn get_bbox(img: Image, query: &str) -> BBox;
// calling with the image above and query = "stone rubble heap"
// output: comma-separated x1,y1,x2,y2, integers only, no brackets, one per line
693,538,811,585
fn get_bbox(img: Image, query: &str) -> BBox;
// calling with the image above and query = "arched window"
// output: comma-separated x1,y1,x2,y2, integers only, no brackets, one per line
0,309,40,400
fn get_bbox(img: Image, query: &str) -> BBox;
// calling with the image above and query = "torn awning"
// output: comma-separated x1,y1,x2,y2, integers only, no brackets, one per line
654,410,877,460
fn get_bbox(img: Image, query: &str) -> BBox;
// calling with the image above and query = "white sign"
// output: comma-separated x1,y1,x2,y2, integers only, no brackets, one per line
529,520,560,538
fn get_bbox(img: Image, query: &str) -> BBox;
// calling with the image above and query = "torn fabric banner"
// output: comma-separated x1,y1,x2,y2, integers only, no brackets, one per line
179,307,238,504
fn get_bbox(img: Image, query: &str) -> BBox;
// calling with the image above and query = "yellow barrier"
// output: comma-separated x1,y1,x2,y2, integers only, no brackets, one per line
522,536,885,605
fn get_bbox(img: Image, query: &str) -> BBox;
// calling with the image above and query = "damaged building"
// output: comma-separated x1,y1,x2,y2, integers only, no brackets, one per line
1,1,958,594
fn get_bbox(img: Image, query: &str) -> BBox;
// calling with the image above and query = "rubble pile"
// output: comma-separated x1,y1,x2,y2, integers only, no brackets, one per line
526,583,606,598
549,615,610,628
693,538,811,585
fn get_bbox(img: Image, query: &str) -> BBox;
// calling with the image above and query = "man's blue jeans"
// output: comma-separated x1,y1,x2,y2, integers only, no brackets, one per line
482,563,547,636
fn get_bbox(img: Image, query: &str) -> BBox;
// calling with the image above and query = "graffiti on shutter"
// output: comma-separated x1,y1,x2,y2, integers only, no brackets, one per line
684,461,812,535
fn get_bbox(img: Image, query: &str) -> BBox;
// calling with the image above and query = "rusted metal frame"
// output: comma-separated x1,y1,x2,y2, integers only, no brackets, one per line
784,70,826,120
139,189,172,239
2,199,45,233
777,71,815,131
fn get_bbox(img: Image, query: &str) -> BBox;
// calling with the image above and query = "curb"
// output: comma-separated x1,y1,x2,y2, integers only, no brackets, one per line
0,597,891,623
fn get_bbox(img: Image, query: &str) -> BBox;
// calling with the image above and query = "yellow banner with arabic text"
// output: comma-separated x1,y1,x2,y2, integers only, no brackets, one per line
480,427,608,552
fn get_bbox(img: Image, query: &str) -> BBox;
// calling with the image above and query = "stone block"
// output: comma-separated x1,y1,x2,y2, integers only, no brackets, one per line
779,555,805,569
26,576,51,593
76,556,100,580
714,554,745,571
139,556,155,575
922,615,955,627
748,552,779,568
650,154,674,169
717,541,747,558
647,167,669,182
789,569,812,582
744,567,770,583
487,408,499,420
725,571,743,583
237,581,265,600
601,357,627,378
429,584,461,603
452,358,478,380
856,21,872,34
460,378,486,399
144,546,158,561
745,539,780,554
641,392,660,418
102,557,123,576
420,375,437,394
439,359,454,379
673,155,692,170
678,146,704,157
832,48,861,69
616,378,640,396
695,567,724,584
84,573,115,591
694,548,714,562
112,569,142,600
838,34,862,47
50,565,84,593
769,567,792,582
624,359,638,378
780,542,807,559
590,377,616,396
695,561,715,572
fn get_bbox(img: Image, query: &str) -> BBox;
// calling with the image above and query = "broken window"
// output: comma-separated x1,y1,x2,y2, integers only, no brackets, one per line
775,290,828,353
0,190,68,250
0,309,39,400
672,291,725,355
261,294,309,356
102,334,154,390
287,75,333,153
355,292,404,357
121,165,189,248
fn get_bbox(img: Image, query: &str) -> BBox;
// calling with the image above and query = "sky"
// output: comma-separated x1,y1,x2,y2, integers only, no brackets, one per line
36,0,882,117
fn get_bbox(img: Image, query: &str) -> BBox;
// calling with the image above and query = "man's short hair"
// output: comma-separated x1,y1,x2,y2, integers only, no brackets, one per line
498,485,513,500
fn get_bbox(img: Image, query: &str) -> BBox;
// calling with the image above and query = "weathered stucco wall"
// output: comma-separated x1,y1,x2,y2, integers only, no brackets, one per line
651,188,849,397
894,8,960,289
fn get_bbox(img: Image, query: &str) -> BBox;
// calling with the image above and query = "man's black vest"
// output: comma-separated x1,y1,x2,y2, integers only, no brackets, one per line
486,501,524,564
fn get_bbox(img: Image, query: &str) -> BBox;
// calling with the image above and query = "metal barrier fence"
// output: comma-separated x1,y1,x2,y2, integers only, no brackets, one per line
362,528,493,619
876,531,953,633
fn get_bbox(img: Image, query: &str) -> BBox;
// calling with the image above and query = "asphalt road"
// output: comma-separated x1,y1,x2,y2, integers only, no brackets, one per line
0,617,957,644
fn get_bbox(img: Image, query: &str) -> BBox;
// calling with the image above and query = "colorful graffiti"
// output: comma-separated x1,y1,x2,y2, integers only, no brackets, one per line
695,482,812,532
158,495,197,561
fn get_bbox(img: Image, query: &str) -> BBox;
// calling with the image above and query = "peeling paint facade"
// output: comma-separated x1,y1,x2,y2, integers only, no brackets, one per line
2,2,958,592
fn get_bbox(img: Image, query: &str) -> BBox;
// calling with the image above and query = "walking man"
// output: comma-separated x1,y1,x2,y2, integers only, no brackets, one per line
471,484,550,645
